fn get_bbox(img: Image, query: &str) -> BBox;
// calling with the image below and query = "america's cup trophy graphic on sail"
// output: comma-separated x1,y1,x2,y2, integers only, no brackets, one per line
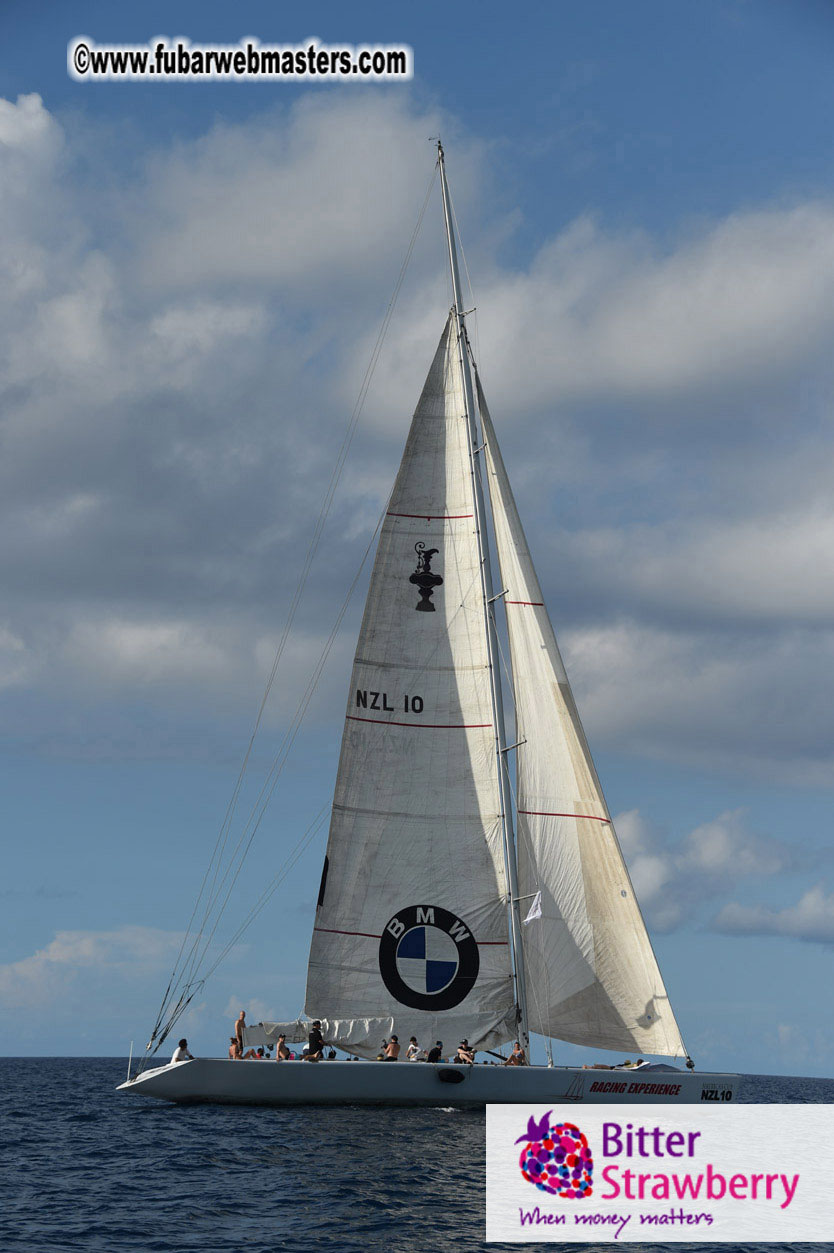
409,542,443,611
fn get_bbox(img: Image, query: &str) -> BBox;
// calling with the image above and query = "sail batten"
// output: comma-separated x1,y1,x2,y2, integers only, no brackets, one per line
479,378,687,1058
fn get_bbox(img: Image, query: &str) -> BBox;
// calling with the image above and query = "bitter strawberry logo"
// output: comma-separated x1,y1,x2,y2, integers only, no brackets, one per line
516,1112,594,1199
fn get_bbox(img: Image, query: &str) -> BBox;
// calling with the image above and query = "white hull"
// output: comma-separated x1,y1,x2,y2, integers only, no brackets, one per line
118,1059,739,1107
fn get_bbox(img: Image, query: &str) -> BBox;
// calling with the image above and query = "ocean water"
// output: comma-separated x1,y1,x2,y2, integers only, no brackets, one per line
1,1059,832,1253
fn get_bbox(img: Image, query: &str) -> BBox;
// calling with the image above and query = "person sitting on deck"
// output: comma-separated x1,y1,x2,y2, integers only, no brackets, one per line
426,1041,443,1063
275,1034,291,1061
454,1040,474,1064
171,1038,194,1063
228,1037,242,1060
384,1035,400,1060
405,1036,423,1061
503,1041,526,1066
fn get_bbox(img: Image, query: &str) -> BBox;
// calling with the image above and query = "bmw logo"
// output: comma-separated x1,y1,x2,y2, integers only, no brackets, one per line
378,904,480,1010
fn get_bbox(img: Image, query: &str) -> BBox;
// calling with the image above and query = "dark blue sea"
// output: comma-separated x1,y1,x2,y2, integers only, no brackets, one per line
1,1060,832,1253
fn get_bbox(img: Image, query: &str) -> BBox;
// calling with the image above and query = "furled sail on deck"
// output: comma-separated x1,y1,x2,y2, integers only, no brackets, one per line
479,381,687,1056
300,319,516,1058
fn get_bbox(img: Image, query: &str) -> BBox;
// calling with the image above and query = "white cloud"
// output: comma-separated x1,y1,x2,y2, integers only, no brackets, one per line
63,617,229,687
223,994,278,1025
0,926,183,1009
550,504,834,628
132,93,471,297
615,808,793,931
2,86,834,789
714,884,834,945
563,620,834,783
473,204,834,411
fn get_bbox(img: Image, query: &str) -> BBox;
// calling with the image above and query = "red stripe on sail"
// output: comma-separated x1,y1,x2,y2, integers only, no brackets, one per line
386,512,474,520
314,926,507,946
314,927,381,939
518,809,611,823
347,716,492,730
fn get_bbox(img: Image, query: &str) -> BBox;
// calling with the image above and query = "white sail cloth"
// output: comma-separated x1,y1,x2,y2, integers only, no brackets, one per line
480,383,687,1057
303,318,516,1059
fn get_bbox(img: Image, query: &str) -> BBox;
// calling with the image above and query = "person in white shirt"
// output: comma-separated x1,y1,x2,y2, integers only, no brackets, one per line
171,1038,194,1063
406,1036,422,1061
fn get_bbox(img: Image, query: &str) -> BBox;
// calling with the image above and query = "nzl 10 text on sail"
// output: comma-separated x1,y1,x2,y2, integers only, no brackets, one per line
596,1121,799,1209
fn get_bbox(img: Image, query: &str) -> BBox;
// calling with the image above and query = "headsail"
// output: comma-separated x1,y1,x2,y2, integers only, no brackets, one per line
303,319,517,1058
480,380,687,1057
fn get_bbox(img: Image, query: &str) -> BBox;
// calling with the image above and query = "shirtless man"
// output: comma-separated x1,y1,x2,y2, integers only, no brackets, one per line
275,1033,291,1061
228,1036,242,1059
234,1009,246,1054
384,1035,400,1060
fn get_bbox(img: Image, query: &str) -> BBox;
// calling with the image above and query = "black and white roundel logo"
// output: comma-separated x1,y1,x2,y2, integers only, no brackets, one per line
378,905,480,1011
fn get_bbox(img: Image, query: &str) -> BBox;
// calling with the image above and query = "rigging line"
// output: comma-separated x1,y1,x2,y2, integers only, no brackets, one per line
195,160,437,944
199,805,329,985
173,497,391,1002
148,167,438,1031
142,805,331,1068
151,501,385,1038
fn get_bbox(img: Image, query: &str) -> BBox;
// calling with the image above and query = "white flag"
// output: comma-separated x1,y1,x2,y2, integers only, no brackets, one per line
522,891,542,924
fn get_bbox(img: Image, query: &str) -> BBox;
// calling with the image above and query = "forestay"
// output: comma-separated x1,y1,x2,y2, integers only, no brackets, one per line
300,318,517,1058
479,381,687,1057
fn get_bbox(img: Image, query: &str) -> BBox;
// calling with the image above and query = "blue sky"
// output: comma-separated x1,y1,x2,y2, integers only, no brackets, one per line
2,0,834,1076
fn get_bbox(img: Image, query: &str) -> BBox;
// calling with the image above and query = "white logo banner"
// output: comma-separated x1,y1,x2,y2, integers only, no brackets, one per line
486,1104,834,1242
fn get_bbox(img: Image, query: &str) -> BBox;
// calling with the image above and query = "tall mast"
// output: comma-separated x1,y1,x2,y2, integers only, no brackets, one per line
437,141,530,1058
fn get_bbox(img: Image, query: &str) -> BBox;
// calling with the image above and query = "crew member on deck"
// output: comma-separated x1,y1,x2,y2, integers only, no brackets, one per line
172,1039,194,1063
503,1040,526,1066
426,1041,443,1063
234,1009,246,1054
305,1020,327,1060
384,1035,400,1060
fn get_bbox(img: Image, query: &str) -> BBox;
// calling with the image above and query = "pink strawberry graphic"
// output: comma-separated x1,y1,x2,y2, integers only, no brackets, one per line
517,1114,594,1199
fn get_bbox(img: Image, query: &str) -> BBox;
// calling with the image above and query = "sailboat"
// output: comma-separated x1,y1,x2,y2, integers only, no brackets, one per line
120,144,739,1107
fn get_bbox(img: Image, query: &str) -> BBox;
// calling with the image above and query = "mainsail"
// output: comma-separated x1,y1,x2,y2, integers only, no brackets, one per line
300,318,517,1058
479,380,687,1056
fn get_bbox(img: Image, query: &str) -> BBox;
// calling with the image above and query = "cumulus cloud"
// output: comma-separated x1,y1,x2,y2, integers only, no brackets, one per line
473,204,834,411
2,86,834,790
714,884,834,946
550,505,834,629
615,808,794,931
0,926,183,1009
563,620,834,784
223,994,278,1025
132,93,473,297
